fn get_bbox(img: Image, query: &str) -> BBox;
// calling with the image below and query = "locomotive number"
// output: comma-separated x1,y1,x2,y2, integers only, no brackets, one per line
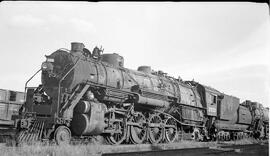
208,107,216,113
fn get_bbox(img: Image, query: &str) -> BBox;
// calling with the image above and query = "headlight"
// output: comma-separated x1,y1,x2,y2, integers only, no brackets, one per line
41,62,53,71
41,63,48,70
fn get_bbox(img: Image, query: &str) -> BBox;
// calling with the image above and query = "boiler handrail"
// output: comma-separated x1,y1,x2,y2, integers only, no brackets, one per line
24,68,42,102
57,57,80,118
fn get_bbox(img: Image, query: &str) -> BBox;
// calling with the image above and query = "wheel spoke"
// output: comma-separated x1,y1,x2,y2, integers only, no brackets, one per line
148,114,163,144
106,120,126,145
164,118,178,143
130,112,147,144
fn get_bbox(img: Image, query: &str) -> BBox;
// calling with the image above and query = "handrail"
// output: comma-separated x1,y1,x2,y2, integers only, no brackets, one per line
24,68,42,101
56,57,80,118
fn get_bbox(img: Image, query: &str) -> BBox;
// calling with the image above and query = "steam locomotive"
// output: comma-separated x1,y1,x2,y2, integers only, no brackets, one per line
14,42,269,145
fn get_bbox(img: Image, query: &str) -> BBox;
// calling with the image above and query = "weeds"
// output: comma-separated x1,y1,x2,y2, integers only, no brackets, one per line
0,138,267,156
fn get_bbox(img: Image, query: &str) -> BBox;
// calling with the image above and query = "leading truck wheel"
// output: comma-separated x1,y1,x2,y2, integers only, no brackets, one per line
54,126,71,145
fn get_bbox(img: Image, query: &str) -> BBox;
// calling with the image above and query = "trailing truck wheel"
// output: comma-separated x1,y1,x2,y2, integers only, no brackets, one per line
54,126,71,145
233,133,238,140
216,131,226,141
164,118,178,143
226,133,230,141
192,128,201,141
148,114,163,144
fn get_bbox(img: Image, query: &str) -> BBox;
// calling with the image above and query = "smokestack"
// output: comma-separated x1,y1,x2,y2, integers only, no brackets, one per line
71,42,85,53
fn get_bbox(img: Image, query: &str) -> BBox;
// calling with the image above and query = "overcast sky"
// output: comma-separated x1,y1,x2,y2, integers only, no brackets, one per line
0,2,269,106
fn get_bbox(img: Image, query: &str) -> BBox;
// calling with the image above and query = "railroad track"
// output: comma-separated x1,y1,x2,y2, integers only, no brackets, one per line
102,143,269,156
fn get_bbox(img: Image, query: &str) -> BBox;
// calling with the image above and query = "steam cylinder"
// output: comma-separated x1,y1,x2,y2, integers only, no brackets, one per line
74,101,91,114
71,101,106,136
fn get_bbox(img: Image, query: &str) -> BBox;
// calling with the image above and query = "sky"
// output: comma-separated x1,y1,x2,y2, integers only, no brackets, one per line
0,2,269,106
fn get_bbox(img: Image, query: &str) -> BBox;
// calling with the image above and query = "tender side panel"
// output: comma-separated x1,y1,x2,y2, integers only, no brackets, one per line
215,120,249,131
218,94,239,122
237,105,252,125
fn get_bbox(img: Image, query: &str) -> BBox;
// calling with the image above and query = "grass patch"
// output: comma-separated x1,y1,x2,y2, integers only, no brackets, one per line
0,138,267,156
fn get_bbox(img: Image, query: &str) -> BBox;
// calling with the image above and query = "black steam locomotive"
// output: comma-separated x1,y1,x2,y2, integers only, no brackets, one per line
14,42,269,145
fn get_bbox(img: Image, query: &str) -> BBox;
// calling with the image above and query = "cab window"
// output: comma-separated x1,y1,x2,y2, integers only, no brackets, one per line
212,95,217,104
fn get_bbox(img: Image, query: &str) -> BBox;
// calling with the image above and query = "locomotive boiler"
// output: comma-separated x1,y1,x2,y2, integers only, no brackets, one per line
14,42,269,145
